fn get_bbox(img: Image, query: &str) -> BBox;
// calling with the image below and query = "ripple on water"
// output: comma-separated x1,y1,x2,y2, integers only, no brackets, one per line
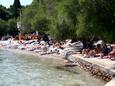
0,50,106,86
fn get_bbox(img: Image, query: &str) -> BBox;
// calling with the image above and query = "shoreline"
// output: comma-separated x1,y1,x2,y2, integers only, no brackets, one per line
0,48,69,66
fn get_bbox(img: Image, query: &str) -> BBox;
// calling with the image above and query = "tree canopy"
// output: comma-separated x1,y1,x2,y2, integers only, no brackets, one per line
0,0,115,42
10,0,22,18
20,0,115,42
0,0,22,38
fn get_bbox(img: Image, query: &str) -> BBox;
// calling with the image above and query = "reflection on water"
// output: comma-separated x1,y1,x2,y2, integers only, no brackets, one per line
0,50,105,86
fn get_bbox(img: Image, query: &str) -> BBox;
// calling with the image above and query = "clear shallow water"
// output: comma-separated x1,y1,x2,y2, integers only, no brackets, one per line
0,50,105,86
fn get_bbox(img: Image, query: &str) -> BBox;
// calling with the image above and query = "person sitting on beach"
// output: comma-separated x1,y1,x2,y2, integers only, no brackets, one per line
107,49,115,60
99,43,111,58
94,44,103,57
94,43,111,58
82,41,96,57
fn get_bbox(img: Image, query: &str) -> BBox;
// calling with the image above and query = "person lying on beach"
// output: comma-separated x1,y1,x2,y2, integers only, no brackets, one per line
46,42,59,54
107,49,115,60
82,43,111,58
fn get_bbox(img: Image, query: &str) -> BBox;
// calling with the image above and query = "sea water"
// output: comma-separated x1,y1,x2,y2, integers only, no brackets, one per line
0,50,105,86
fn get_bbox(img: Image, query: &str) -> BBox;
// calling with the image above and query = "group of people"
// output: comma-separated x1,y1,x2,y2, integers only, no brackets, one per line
82,40,115,60
1,35,115,61
1,37,82,56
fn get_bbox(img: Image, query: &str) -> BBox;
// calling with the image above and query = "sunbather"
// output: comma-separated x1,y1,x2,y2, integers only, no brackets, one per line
108,49,115,60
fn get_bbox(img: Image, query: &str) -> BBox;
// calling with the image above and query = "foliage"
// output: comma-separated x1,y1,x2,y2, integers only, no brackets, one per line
0,0,115,42
10,0,22,18
20,0,115,42
0,5,10,20
0,0,22,38
0,19,8,37
7,18,19,36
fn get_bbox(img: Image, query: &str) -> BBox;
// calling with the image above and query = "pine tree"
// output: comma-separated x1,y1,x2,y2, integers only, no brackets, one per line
13,0,21,8
10,0,21,18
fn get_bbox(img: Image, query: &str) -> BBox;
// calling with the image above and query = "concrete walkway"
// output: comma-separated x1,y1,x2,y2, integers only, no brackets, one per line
70,54,115,86
71,54,115,72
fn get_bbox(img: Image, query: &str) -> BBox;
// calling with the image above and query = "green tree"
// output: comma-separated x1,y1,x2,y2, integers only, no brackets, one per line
10,0,22,18
21,6,37,33
7,18,19,37
0,5,10,20
0,19,8,38
20,0,115,42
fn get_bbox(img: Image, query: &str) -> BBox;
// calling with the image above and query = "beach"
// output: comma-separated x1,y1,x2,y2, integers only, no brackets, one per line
0,41,115,86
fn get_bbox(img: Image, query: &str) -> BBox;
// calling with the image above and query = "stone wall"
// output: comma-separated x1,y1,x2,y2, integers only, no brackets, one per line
74,57,115,82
